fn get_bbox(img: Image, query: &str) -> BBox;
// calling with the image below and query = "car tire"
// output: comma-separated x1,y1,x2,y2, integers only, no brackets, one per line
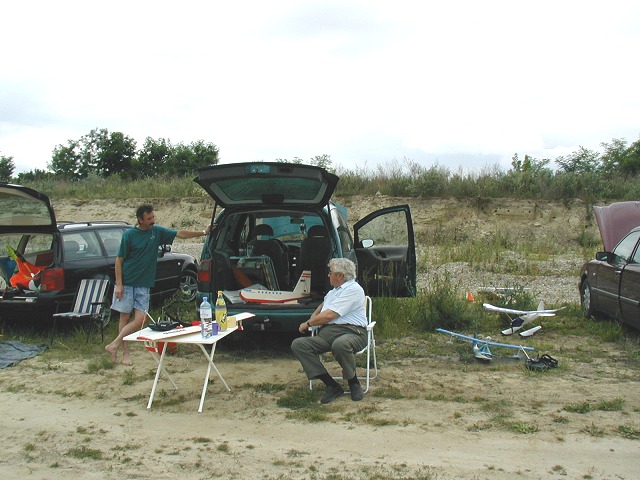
580,279,593,318
178,269,198,303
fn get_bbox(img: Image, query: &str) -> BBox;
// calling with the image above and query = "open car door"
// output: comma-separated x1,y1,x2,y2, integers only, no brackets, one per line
354,205,416,297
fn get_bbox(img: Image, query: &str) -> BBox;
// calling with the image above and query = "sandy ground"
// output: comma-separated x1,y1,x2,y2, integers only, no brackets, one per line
1,196,637,479
1,332,639,480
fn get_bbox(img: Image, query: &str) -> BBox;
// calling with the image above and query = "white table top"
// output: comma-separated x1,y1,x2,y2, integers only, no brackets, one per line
124,325,238,345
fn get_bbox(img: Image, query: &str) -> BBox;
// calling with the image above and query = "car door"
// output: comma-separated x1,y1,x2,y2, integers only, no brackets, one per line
619,235,640,328
592,230,640,318
353,205,416,297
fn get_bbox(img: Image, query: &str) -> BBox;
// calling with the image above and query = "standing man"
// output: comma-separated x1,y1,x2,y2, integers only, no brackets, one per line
291,258,368,403
105,204,211,365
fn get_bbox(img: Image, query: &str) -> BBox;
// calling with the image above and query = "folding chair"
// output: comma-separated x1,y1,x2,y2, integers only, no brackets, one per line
51,278,111,344
310,295,378,393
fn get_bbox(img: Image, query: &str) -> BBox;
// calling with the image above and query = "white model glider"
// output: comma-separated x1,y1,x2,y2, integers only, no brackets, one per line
483,301,565,337
240,270,311,304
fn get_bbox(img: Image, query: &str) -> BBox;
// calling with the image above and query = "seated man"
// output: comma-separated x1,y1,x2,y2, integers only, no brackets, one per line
291,258,368,403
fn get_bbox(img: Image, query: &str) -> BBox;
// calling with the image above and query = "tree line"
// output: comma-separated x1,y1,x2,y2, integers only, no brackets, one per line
0,128,220,183
1,129,639,202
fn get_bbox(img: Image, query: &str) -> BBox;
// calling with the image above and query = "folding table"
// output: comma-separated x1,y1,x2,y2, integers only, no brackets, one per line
124,313,253,413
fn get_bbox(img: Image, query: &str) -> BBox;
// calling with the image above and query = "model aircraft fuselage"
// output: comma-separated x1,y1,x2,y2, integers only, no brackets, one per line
240,270,311,304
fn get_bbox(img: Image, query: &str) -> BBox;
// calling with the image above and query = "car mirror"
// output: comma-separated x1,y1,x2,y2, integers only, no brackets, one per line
361,239,374,248
595,251,612,262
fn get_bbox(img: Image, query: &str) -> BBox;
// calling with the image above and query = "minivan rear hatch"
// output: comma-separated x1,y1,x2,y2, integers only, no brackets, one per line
195,162,339,208
0,183,57,233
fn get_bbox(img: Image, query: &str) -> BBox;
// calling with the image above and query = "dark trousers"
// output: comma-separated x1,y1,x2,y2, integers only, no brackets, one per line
291,324,367,381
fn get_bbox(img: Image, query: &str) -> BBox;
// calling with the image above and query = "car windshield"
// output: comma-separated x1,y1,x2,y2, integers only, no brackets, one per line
613,230,640,263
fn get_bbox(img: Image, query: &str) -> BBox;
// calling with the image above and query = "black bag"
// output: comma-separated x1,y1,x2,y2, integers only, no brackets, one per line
526,353,558,372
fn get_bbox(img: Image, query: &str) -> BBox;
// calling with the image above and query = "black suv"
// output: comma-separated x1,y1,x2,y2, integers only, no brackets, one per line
0,183,198,322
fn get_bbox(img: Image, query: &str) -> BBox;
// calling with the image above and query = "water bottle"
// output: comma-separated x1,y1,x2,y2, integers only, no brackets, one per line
200,296,213,338
215,290,228,332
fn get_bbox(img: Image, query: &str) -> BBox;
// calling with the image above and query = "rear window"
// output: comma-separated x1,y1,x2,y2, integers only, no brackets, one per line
0,190,53,227
215,177,324,203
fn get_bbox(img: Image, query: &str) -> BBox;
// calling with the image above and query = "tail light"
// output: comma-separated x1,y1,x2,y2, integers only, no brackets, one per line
39,268,65,291
198,259,212,283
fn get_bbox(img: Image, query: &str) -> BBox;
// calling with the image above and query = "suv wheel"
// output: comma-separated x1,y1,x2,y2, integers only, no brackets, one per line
179,270,198,302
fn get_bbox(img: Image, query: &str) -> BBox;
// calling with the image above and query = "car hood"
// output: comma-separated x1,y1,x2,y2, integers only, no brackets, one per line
0,183,57,233
194,162,339,208
593,201,640,251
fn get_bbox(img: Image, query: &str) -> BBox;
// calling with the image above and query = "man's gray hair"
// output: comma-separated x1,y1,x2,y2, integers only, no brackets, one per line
328,258,356,281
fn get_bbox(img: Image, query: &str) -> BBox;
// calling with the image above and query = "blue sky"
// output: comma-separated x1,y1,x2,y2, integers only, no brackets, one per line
1,1,639,174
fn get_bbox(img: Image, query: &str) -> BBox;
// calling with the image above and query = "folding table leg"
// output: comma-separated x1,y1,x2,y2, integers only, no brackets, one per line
146,345,178,409
197,343,230,413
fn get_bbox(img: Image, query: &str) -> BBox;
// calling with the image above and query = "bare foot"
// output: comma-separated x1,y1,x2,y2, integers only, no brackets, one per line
105,343,118,364
121,352,132,366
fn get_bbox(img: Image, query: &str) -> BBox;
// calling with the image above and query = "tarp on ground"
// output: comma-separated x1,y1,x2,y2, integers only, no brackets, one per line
0,341,48,368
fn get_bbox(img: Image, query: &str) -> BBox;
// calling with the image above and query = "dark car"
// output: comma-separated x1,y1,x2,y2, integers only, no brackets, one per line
0,183,198,322
194,162,416,332
580,201,640,329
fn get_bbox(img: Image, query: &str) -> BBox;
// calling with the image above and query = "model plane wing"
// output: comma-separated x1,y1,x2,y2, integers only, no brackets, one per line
435,328,535,351
482,303,562,317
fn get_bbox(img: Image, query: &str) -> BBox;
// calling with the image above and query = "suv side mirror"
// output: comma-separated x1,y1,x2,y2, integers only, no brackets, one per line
595,251,612,262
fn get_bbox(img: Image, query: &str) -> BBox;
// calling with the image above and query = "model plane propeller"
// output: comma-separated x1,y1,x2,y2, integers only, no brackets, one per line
482,301,565,337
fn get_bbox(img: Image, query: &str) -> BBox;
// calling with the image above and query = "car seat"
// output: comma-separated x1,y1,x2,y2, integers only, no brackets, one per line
298,224,331,296
247,224,290,289
63,240,81,259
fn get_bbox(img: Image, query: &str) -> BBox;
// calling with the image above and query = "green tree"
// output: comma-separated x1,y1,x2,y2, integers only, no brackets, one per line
165,143,195,176
49,140,82,178
555,146,601,174
309,154,333,171
98,131,137,177
0,154,15,182
16,168,53,183
78,128,109,177
619,137,640,176
136,137,172,178
189,140,219,171
164,140,219,176
600,138,628,175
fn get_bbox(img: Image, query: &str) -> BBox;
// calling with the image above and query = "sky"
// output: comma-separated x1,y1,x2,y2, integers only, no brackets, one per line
1,1,639,175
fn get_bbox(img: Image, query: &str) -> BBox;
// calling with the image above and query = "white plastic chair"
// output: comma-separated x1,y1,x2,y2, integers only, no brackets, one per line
309,295,377,393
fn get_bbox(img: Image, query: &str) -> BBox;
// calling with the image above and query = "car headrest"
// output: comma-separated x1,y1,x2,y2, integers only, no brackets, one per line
307,225,327,237
64,240,80,254
254,224,274,238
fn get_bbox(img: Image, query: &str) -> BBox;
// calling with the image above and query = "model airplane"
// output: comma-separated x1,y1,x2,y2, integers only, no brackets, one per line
483,301,565,337
436,328,535,361
240,270,311,304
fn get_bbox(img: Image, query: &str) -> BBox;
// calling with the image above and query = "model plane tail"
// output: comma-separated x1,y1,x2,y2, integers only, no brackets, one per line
293,270,311,295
